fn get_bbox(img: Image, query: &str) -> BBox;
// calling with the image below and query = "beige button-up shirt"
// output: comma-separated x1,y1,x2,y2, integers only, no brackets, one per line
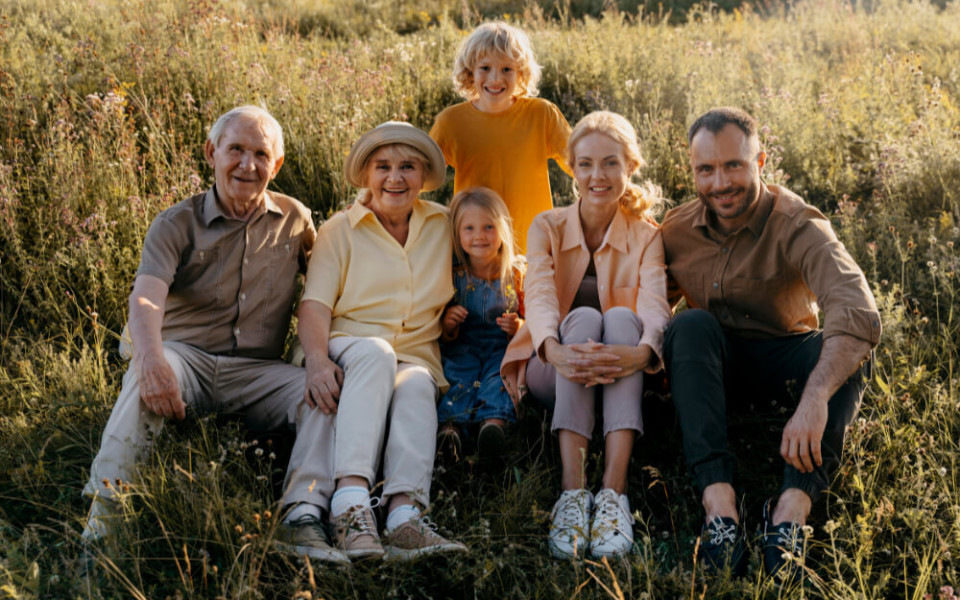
661,183,881,345
501,201,671,396
301,197,454,388
136,187,315,359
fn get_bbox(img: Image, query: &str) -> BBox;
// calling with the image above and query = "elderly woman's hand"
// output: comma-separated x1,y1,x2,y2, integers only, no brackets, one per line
304,353,343,415
542,337,622,385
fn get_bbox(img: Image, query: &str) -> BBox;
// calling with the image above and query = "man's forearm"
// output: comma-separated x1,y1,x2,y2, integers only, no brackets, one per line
800,334,872,407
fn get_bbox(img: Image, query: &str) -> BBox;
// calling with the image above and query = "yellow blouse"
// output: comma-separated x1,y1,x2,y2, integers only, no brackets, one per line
301,197,454,388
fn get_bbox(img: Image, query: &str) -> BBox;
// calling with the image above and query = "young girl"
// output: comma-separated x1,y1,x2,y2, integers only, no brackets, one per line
438,187,525,461
500,112,671,559
430,21,571,253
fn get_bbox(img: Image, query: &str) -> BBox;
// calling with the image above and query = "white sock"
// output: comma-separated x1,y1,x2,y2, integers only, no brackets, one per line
385,504,420,532
330,486,371,518
283,502,321,524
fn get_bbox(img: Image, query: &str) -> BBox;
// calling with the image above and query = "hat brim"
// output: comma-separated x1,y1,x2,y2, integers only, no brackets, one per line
344,122,446,192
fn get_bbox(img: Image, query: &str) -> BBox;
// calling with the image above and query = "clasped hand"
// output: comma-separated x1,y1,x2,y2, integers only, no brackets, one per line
544,338,654,387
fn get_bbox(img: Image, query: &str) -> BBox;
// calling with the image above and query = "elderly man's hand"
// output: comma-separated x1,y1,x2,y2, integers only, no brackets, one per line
136,351,186,420
305,353,343,415
780,397,828,473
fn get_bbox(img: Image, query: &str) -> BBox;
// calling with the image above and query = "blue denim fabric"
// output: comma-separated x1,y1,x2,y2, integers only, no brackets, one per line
438,268,518,424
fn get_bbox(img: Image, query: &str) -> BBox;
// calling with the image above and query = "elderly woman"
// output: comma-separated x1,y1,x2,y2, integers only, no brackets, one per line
296,122,466,561
501,111,671,559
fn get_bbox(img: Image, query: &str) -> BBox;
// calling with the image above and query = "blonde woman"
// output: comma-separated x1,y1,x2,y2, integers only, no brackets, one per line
501,111,670,559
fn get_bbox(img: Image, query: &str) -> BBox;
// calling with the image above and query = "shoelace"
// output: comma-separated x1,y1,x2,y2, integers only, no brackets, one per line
592,491,635,530
774,523,804,555
551,492,589,529
347,497,381,535
706,516,739,546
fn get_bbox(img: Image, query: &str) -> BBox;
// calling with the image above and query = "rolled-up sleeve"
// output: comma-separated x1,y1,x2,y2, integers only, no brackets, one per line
788,209,881,346
635,230,671,370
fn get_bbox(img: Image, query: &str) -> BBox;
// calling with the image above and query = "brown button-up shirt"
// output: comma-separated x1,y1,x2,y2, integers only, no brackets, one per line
136,187,316,359
661,184,881,345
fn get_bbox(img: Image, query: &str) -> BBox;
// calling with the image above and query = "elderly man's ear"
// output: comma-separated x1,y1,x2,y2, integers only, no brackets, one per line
270,155,284,178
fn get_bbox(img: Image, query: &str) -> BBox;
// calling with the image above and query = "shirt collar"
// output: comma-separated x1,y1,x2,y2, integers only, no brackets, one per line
203,186,278,226
691,183,775,239
347,194,446,229
560,200,630,254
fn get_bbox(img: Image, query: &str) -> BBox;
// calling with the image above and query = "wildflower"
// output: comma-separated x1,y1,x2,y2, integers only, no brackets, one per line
824,519,839,534
802,524,814,536
254,448,263,457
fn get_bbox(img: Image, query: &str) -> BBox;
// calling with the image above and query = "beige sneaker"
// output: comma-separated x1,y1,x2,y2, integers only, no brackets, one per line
274,515,350,565
382,515,467,561
333,502,384,559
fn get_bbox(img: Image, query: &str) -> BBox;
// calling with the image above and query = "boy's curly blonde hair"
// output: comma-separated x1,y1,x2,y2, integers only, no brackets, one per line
452,21,541,101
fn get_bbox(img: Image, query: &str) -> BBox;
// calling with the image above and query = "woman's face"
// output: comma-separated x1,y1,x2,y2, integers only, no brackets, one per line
573,132,630,210
365,145,424,215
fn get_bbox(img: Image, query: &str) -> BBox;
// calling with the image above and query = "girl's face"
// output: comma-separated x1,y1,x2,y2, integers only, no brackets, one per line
471,52,520,114
573,132,631,210
457,204,502,268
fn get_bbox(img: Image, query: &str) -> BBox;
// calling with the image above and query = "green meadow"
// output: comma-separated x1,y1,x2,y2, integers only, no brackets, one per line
2,0,960,597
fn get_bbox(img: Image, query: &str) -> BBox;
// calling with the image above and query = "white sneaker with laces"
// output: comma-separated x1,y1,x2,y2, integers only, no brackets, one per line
589,488,635,558
548,489,593,559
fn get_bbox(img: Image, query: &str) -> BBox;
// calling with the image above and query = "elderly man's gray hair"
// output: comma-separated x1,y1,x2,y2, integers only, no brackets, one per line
207,105,284,158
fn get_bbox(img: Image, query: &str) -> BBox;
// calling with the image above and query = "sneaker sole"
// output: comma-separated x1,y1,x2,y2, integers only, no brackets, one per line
383,542,468,561
273,541,351,565
548,538,588,560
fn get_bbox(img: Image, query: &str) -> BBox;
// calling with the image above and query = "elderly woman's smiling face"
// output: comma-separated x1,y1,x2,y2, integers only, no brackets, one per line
364,144,425,215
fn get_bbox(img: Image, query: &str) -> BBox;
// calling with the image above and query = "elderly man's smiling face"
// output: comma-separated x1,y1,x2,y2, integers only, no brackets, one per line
204,116,284,218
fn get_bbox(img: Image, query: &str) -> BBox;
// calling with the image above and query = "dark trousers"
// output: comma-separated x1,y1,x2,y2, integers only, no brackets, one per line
662,309,869,503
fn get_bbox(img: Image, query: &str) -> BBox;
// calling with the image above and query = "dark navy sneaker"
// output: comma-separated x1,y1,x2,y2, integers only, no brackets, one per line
699,515,748,576
761,498,806,586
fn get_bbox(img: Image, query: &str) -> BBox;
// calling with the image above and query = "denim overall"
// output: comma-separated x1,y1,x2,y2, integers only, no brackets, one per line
438,267,519,424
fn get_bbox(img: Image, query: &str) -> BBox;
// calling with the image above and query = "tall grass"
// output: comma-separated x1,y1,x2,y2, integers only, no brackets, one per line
2,0,960,597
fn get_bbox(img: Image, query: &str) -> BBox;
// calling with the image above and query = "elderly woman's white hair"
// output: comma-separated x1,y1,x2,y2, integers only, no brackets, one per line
207,105,284,157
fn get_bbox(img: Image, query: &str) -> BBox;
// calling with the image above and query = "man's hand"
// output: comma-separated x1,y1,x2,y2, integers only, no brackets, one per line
780,398,828,473
136,351,186,420
496,312,520,337
304,353,343,415
442,305,468,338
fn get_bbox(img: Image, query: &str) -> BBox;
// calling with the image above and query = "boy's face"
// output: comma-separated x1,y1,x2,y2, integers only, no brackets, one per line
471,53,520,113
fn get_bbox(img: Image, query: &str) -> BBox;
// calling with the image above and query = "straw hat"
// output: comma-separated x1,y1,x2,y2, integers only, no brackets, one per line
344,121,446,192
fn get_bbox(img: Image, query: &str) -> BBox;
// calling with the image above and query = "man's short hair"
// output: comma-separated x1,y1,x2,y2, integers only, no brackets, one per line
688,107,758,145
207,105,284,158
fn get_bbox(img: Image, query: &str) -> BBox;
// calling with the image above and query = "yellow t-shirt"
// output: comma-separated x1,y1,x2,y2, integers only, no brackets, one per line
301,197,454,388
430,96,572,253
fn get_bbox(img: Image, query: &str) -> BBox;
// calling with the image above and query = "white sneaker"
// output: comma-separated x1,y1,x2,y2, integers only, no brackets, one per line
589,488,635,558
548,489,593,559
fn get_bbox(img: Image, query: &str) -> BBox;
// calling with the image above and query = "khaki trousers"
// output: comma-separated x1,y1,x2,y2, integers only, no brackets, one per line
327,336,438,507
84,341,337,509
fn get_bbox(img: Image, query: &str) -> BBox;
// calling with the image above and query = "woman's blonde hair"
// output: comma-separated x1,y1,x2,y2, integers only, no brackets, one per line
449,187,521,290
567,111,663,221
452,21,541,100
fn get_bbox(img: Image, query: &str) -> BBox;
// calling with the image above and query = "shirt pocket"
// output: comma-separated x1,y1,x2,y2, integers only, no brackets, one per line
177,246,221,310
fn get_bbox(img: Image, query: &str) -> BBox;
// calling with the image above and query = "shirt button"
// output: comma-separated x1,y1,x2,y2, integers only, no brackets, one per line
243,258,249,265
713,282,719,289
240,293,246,301
234,327,241,336
722,313,730,319
722,247,729,254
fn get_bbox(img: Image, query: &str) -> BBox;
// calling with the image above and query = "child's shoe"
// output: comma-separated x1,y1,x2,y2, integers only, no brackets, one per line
548,489,593,559
382,515,468,560
589,488,635,558
477,421,507,459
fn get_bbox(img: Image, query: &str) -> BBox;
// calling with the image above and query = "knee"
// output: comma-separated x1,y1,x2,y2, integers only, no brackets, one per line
560,306,602,343
664,309,723,354
602,307,642,345
344,337,398,374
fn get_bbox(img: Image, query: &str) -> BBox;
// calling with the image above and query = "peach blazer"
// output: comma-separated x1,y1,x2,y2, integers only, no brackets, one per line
500,201,671,404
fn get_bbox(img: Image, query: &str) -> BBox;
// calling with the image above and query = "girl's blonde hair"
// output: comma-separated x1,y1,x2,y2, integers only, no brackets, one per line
449,187,520,289
452,21,541,101
567,111,664,221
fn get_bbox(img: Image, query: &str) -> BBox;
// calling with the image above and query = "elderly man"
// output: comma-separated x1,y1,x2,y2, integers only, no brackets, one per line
82,106,346,564
661,107,881,582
